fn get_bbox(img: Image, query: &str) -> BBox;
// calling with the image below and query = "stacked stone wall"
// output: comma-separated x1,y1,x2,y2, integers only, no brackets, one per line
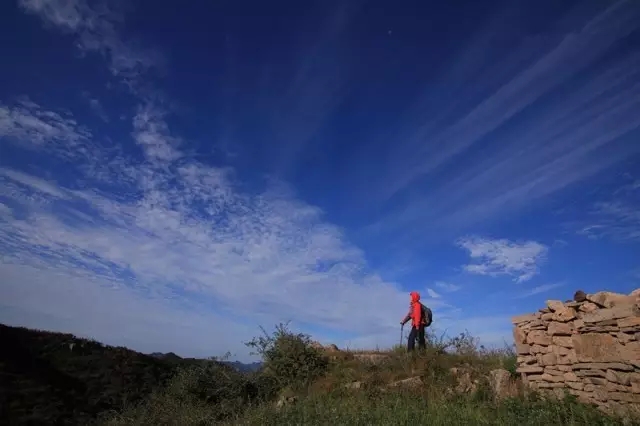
512,289,640,413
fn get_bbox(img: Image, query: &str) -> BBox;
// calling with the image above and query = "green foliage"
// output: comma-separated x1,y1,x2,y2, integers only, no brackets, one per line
244,322,329,390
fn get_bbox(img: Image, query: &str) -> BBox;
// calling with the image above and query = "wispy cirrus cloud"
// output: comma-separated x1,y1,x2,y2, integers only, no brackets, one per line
18,0,162,79
361,1,640,240
457,236,548,283
0,98,91,147
426,288,441,299
577,179,640,242
515,282,566,299
435,281,461,293
1,0,471,355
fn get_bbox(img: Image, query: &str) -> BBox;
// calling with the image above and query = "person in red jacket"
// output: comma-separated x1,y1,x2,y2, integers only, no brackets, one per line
400,291,431,351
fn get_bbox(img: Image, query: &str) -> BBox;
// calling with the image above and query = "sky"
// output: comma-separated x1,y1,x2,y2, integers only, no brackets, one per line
0,0,639,362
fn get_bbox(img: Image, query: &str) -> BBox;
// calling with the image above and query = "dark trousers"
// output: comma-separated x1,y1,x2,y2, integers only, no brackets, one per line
407,325,426,351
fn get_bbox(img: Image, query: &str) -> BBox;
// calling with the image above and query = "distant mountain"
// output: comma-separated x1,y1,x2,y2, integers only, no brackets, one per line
0,323,233,425
224,360,263,373
148,352,263,373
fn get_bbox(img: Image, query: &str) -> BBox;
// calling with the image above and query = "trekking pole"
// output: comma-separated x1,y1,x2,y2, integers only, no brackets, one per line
400,323,404,346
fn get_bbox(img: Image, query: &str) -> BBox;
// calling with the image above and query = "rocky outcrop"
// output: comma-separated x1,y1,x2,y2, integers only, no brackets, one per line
512,289,640,414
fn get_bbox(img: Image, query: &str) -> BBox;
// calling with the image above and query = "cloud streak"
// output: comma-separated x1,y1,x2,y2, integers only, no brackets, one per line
363,1,640,240
18,0,162,79
515,282,566,299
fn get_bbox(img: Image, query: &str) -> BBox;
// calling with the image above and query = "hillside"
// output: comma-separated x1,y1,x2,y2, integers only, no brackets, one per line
2,320,639,425
0,323,234,425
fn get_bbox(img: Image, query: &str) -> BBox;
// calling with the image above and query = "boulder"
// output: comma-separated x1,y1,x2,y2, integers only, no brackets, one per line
587,291,637,308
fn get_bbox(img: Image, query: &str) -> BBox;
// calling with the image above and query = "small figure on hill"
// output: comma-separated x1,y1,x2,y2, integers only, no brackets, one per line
400,291,432,352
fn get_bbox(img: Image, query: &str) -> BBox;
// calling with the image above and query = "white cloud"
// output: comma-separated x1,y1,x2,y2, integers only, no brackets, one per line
0,98,90,147
457,236,548,283
515,282,566,299
577,182,640,242
1,101,453,354
426,288,441,298
3,0,519,357
18,0,161,79
435,281,461,292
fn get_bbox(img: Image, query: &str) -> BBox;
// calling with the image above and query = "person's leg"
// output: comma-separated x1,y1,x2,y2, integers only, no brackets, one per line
407,326,417,351
417,325,426,350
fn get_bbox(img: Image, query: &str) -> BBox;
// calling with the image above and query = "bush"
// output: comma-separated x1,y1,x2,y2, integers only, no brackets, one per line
244,322,329,391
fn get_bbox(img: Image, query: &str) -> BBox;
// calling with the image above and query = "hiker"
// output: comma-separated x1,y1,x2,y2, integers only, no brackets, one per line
400,291,432,352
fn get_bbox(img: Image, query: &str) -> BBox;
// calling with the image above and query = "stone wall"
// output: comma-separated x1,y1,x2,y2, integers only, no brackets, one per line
512,289,640,413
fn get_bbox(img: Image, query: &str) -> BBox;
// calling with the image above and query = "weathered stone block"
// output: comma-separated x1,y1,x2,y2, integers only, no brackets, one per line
548,322,572,336
563,372,579,381
553,306,577,322
606,369,631,386
572,333,623,362
582,304,640,324
552,336,574,348
512,313,539,324
587,291,637,308
515,342,530,355
516,365,543,374
527,330,552,346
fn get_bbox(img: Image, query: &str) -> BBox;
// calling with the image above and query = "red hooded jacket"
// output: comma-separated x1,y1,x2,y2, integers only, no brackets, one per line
402,291,427,328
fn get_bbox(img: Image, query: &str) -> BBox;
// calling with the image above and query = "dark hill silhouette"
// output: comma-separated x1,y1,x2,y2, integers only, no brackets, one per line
0,323,233,425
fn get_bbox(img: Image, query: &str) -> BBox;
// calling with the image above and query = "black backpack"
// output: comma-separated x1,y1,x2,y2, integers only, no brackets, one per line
421,303,433,327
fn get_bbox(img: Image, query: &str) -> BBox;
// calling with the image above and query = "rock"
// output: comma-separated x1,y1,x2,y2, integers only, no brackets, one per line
553,306,577,322
564,372,579,381
621,341,640,361
276,395,298,409
516,365,543,374
582,304,640,323
572,333,624,363
606,370,631,386
546,300,565,312
552,336,574,348
527,330,552,346
513,327,527,344
388,376,423,388
579,302,599,313
618,317,640,328
511,313,539,324
630,288,640,298
573,362,634,371
574,290,587,302
548,322,573,336
343,381,363,390
515,342,531,355
541,373,564,383
353,353,389,364
538,353,557,366
489,369,513,399
587,291,637,308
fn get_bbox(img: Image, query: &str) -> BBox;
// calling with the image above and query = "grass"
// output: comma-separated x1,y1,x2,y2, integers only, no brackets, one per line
232,390,628,426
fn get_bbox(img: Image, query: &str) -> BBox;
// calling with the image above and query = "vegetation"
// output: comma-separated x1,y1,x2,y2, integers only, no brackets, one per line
2,322,638,425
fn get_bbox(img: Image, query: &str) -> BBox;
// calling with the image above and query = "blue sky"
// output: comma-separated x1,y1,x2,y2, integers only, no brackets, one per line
0,0,639,362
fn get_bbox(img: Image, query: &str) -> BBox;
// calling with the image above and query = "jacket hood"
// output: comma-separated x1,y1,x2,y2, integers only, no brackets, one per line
410,291,420,303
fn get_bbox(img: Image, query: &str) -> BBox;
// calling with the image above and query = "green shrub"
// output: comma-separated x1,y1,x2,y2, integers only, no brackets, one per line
244,322,329,391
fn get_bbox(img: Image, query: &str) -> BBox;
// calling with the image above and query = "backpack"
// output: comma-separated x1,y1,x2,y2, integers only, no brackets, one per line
421,303,433,327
